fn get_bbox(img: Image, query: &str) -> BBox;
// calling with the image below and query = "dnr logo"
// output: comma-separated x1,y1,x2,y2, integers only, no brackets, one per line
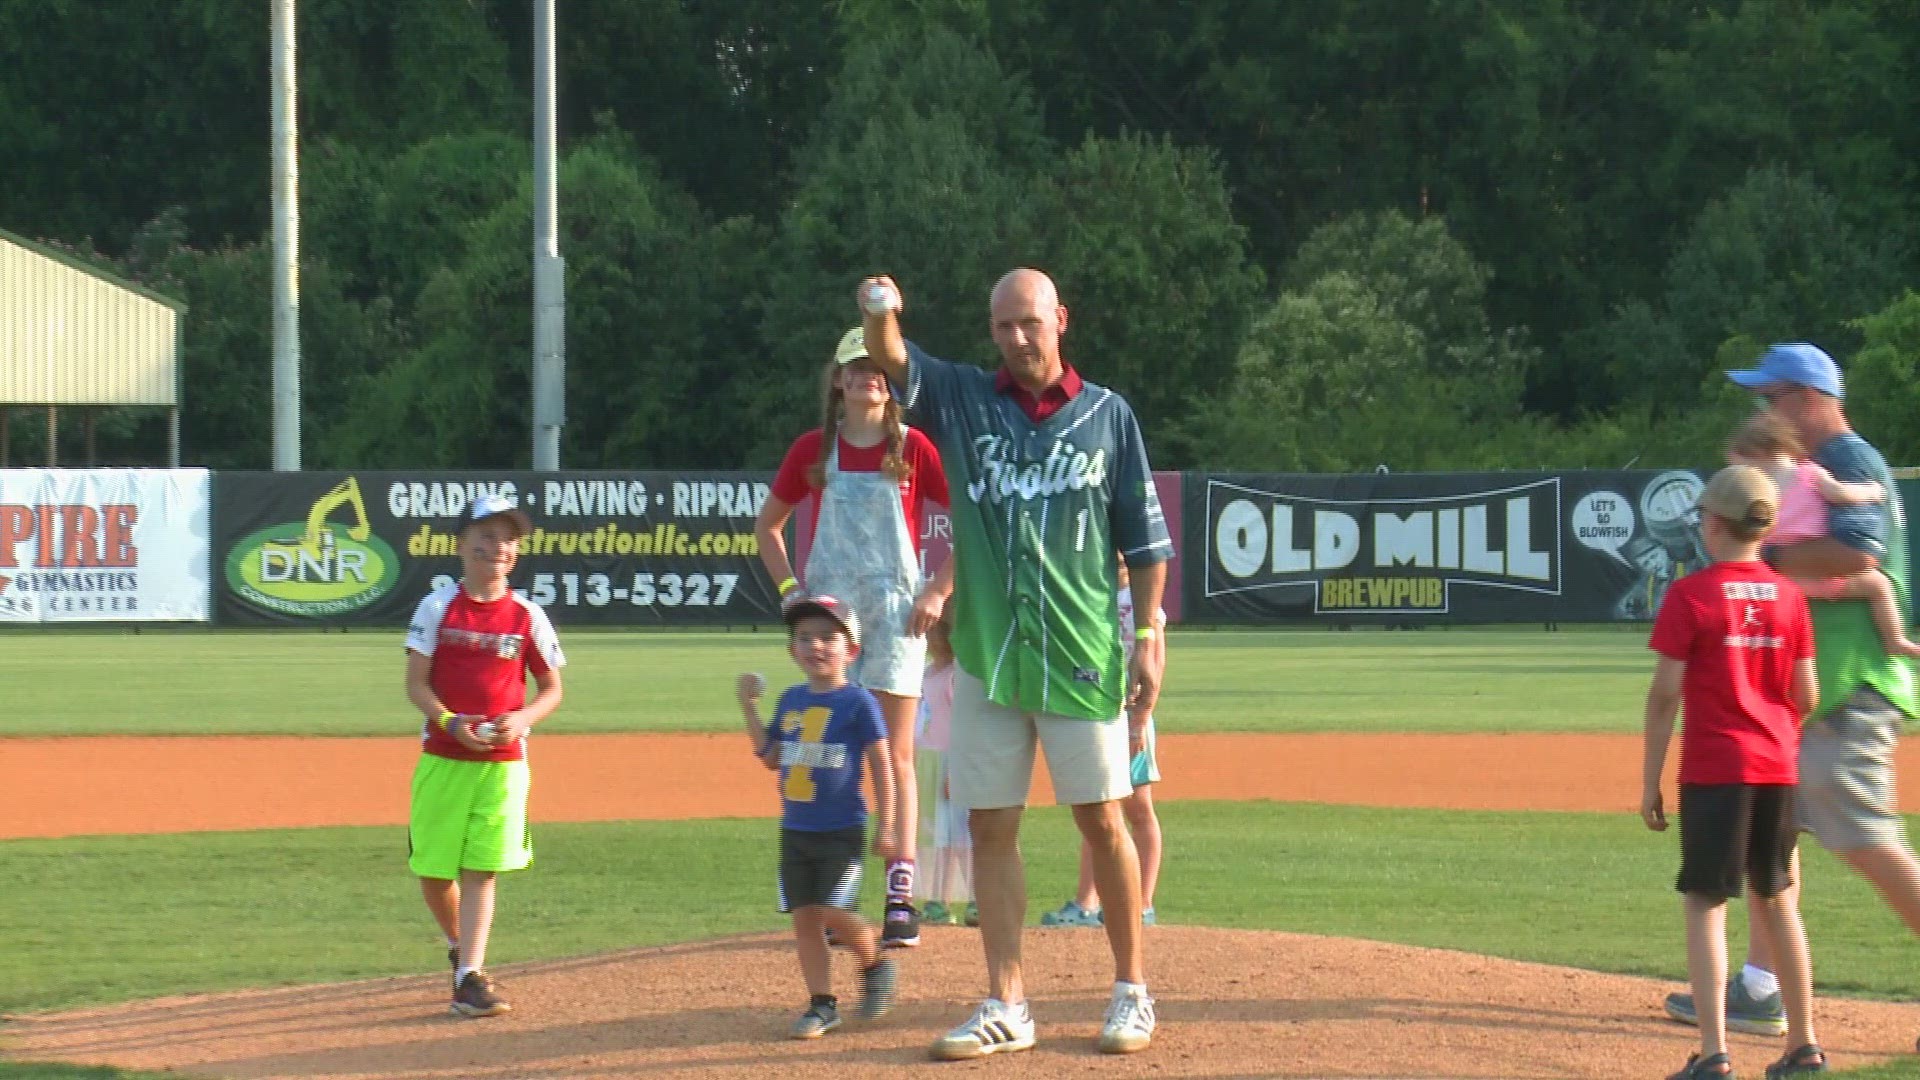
225,478,400,617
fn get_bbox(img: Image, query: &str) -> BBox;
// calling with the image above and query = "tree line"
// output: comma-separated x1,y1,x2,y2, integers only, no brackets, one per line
5,0,1919,472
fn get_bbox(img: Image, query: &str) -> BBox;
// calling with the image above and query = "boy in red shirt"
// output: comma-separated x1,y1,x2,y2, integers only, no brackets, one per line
405,495,566,1018
1641,465,1824,1079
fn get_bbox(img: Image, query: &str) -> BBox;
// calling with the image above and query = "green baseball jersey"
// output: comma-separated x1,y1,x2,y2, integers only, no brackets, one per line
1805,433,1917,718
903,344,1172,719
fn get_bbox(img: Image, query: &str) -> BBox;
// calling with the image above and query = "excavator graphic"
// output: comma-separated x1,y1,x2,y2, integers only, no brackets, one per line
265,477,372,562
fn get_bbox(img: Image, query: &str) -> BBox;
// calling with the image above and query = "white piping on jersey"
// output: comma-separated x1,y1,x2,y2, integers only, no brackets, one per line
987,484,1020,699
1037,497,1051,712
1056,385,1111,439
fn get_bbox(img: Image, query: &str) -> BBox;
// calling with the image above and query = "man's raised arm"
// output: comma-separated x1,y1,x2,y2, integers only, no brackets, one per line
858,275,909,386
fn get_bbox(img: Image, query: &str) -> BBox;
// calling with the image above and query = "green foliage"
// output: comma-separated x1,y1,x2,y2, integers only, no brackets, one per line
753,26,1051,461
9,1,1920,470
1187,212,1542,471
1032,132,1264,459
1847,291,1920,465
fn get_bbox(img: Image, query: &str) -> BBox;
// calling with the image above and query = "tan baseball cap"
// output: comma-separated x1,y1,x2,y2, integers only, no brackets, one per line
833,327,870,366
1696,464,1778,530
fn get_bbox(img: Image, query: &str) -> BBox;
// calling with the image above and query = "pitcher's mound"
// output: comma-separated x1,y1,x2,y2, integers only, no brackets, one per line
8,926,1919,1078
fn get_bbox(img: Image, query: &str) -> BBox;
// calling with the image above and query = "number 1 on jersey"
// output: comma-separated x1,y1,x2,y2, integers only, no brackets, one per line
780,706,834,803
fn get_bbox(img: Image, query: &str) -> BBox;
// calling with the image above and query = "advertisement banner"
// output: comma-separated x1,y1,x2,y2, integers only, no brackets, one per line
0,469,211,622
1189,470,1712,624
214,472,775,627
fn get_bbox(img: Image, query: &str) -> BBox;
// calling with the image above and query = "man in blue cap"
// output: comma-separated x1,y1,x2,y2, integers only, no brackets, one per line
1664,343,1920,1057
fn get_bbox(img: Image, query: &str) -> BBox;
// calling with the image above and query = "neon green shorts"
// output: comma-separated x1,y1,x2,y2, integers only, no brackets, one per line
408,755,532,879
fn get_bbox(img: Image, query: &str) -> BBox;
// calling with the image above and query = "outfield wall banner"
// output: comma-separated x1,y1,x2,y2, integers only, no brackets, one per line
214,472,775,627
0,468,211,622
1189,470,1711,624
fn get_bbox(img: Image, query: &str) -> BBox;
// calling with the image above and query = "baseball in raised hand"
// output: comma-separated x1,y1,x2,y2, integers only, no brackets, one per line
737,671,766,705
859,276,900,316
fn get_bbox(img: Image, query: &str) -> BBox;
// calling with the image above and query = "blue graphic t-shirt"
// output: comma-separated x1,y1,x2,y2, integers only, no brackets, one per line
765,682,887,832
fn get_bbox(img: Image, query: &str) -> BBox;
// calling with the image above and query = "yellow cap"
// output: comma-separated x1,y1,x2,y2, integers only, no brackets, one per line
833,327,870,366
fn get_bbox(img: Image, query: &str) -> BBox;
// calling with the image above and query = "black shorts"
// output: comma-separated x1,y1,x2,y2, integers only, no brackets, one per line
778,826,865,913
1676,783,1797,899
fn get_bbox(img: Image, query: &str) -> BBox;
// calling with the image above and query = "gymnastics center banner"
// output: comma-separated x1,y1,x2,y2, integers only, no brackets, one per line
1187,470,1714,624
0,468,212,622
214,471,775,627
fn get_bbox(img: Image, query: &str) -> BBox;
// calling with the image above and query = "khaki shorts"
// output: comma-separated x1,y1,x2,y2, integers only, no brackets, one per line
948,667,1133,810
1797,687,1907,852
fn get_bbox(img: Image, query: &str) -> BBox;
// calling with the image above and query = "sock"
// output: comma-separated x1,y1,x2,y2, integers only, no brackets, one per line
444,935,458,950
1114,980,1148,999
456,965,475,984
811,993,837,1009
886,860,915,905
1741,963,1779,998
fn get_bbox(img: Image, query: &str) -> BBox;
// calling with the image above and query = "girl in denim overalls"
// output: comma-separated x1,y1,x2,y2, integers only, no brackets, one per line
757,326,952,947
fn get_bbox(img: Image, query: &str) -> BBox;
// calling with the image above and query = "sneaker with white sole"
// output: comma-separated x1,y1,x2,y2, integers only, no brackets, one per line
1664,976,1787,1037
881,900,921,947
930,998,1036,1060
791,1000,842,1039
450,970,511,1018
1098,986,1156,1054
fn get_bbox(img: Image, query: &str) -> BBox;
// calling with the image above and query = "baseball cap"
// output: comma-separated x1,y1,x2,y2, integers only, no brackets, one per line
783,592,861,648
465,493,533,539
833,327,871,366
1726,342,1844,399
1696,464,1778,531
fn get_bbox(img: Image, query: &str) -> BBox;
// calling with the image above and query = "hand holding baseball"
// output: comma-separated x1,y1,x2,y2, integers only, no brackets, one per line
859,276,900,316
737,671,766,705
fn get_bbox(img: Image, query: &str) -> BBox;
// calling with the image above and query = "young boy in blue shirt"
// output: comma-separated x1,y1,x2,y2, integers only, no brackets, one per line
737,593,901,1039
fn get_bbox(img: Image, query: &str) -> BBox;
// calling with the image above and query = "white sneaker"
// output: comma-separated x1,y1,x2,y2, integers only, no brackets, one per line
1098,986,1155,1054
929,998,1036,1060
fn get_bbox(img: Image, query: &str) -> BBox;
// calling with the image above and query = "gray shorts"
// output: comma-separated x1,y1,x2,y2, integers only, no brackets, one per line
1797,687,1907,852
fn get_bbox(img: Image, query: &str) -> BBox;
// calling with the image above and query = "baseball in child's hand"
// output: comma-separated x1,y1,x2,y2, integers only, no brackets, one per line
738,672,766,699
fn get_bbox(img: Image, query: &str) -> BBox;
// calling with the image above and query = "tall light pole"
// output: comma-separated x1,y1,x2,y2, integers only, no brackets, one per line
270,0,302,470
530,0,565,471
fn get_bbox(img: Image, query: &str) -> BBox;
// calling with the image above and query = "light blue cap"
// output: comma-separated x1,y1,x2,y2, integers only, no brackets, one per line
1726,342,1843,399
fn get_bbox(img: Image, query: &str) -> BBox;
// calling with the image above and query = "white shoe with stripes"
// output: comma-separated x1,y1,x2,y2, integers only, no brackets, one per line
1097,985,1155,1054
929,998,1036,1060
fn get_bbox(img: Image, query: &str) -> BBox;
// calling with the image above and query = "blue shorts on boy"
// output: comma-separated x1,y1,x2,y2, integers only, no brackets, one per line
767,682,887,911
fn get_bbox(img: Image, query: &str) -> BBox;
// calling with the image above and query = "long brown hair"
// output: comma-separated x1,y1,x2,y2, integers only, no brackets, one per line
1729,411,1804,461
808,357,911,488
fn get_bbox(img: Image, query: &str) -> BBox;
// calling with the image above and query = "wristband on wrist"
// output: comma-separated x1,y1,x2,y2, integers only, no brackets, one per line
777,576,799,597
1134,626,1158,641
435,710,456,732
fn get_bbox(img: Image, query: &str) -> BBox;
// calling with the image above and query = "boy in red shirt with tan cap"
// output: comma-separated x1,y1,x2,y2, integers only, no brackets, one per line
405,494,565,1018
1641,465,1825,1079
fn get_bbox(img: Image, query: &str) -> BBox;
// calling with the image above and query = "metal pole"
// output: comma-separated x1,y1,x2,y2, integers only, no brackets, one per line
270,0,302,471
530,0,565,471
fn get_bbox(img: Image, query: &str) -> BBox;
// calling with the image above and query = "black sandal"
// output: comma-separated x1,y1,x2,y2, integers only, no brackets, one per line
1671,1052,1734,1080
1764,1044,1827,1078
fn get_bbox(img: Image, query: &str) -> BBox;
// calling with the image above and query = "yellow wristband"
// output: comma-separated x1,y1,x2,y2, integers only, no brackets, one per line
1134,627,1158,641
777,577,799,597
436,710,456,731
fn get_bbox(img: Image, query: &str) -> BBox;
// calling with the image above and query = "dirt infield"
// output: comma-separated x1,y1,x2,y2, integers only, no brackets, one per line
7,732,1920,1077
10,928,1920,1078
12,731,1920,839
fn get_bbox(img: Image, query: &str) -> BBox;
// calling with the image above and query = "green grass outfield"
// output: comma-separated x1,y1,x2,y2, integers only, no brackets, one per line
4,803,1920,1076
0,625,1652,737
